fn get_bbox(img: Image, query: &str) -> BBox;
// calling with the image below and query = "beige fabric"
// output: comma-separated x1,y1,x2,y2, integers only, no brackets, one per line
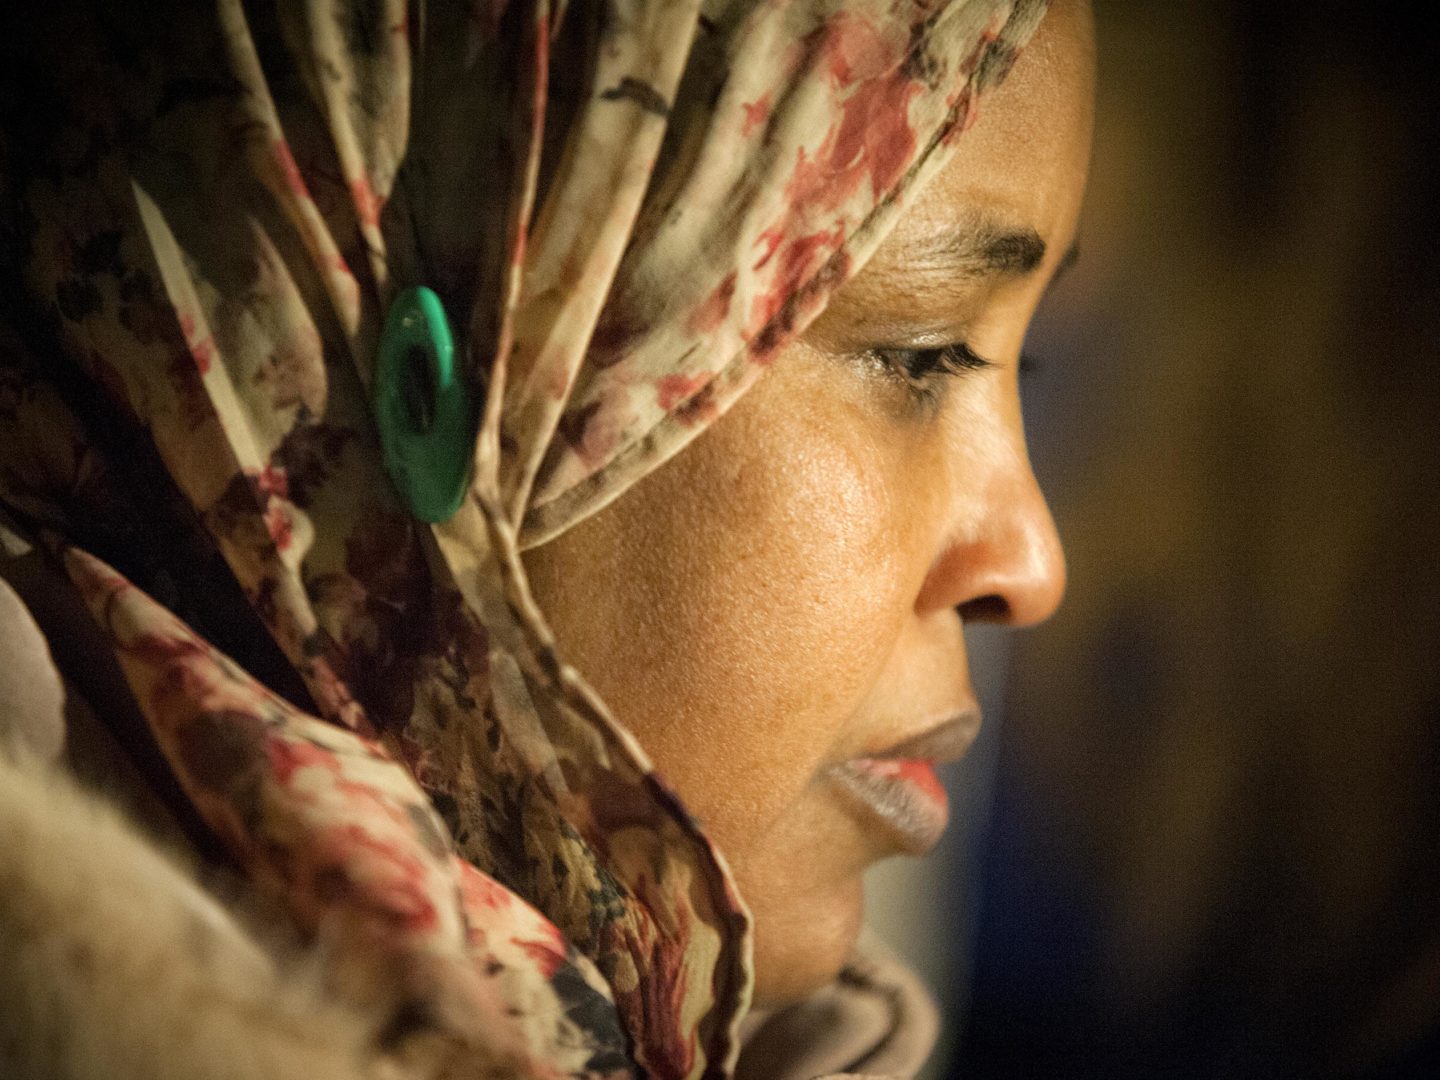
0,517,187,845
739,932,940,1080
0,531,65,764
0,750,421,1080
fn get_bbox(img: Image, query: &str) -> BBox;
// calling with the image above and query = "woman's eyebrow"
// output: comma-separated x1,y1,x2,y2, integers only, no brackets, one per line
907,216,1049,278
921,220,1048,276
856,217,1079,301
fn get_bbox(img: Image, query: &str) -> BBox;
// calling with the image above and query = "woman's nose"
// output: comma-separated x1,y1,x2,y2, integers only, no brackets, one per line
915,456,1067,628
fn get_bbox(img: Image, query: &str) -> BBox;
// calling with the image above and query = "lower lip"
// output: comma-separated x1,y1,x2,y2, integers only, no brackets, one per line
828,758,950,855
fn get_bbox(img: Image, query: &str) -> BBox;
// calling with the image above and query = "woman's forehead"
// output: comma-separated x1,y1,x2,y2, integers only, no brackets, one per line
833,2,1093,313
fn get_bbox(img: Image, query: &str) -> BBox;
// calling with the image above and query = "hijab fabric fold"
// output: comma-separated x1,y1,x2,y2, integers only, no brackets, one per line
0,2,1046,1075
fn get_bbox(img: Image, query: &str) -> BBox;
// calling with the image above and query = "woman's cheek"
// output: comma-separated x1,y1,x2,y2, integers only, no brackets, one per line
640,373,919,828
755,416,913,736
522,362,917,839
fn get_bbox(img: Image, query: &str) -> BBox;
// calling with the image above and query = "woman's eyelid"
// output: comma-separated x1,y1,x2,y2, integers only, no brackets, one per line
868,339,997,376
816,293,979,346
815,307,1004,401
862,322,975,351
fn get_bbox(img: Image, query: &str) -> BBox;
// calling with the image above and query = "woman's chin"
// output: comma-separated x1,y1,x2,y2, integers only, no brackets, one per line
747,873,866,1006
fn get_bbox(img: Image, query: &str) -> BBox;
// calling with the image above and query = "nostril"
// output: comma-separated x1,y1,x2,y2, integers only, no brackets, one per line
957,595,1010,623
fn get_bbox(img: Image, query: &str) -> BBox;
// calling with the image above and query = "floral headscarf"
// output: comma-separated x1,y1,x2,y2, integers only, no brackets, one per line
0,1,1046,1076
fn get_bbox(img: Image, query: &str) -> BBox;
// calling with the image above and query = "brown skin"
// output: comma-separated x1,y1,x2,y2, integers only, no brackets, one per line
524,0,1095,1004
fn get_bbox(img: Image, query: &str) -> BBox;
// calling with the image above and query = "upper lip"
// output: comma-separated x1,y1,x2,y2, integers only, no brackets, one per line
859,706,982,765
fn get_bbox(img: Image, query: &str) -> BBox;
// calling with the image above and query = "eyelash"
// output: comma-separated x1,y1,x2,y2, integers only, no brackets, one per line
867,341,996,405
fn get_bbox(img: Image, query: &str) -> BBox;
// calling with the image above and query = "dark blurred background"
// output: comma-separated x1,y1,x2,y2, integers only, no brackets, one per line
872,3,1440,1077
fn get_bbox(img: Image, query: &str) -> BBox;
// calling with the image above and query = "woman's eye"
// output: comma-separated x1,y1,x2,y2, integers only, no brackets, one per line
865,341,995,406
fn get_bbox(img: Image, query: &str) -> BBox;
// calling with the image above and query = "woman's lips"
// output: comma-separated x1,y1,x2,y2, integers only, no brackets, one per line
827,757,951,856
826,709,979,856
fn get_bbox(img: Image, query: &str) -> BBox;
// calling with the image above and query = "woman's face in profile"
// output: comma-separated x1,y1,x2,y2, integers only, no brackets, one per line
524,0,1095,1004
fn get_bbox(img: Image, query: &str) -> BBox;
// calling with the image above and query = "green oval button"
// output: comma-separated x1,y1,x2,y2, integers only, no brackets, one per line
374,286,474,523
